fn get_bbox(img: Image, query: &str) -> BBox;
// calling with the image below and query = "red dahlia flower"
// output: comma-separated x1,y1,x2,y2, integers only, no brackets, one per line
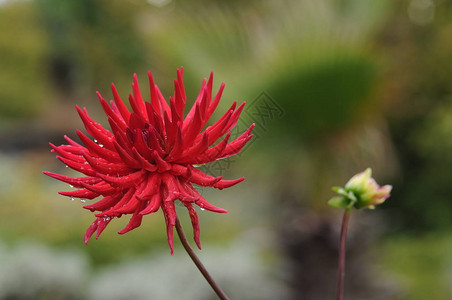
44,68,254,253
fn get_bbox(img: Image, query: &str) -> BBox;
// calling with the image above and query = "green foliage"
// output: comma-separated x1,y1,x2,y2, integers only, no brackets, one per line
267,54,377,140
378,234,452,300
0,2,50,119
36,0,146,92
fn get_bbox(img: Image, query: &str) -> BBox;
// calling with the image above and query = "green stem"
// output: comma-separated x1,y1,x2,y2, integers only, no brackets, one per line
175,217,230,300
336,209,351,300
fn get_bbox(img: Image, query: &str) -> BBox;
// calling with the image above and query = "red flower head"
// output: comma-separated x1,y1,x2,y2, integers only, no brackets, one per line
44,68,254,253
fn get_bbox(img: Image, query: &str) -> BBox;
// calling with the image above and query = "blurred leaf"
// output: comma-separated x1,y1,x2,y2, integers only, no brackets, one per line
0,2,51,119
267,54,377,140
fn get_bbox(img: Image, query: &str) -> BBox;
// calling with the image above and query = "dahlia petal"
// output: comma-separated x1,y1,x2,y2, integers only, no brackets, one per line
182,103,204,148
221,134,253,158
64,135,83,147
162,173,180,202
213,177,245,190
205,82,225,121
56,156,97,177
184,203,202,250
77,130,122,163
170,92,183,124
59,188,99,199
98,94,128,132
118,208,145,235
166,125,184,161
177,132,209,161
223,102,246,135
184,165,222,186
205,110,233,145
197,86,209,122
128,111,147,130
206,72,214,104
131,74,148,121
115,192,140,214
76,104,115,150
97,170,145,188
147,71,161,116
139,193,161,215
111,83,131,122
131,148,158,172
183,80,206,125
125,128,135,145
52,144,85,156
81,181,117,196
219,123,255,158
109,100,121,116
175,179,199,202
83,152,132,176
133,130,154,161
145,101,157,129
151,150,171,172
176,67,186,102
98,188,135,217
113,141,141,169
155,84,171,117
95,217,112,239
163,201,177,255
84,219,98,244
163,110,177,145
107,117,129,148
50,143,85,163
43,171,101,188
83,194,122,212
170,164,190,177
146,125,166,157
191,191,228,213
137,173,161,200
201,101,236,139
81,107,115,139
191,132,231,164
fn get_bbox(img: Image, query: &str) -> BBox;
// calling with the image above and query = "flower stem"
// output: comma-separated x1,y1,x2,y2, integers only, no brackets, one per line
175,217,230,300
336,209,351,300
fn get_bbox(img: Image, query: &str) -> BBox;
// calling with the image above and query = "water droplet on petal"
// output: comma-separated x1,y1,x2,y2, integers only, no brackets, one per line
200,208,205,211
99,144,104,147
65,165,68,168
69,185,74,188
70,197,75,201
94,139,98,143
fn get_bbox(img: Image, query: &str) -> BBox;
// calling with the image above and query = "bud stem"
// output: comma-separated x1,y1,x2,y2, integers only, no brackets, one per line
336,209,351,300
175,217,230,300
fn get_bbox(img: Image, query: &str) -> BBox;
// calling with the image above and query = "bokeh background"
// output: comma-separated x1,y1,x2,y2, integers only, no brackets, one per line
0,0,451,299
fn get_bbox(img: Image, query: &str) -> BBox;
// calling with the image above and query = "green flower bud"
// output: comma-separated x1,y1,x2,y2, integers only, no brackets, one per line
329,168,392,210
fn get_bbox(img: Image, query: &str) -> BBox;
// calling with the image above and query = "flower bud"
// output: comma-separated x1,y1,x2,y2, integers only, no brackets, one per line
329,168,392,210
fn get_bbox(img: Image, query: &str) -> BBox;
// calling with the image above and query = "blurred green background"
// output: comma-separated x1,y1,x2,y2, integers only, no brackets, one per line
0,0,451,299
